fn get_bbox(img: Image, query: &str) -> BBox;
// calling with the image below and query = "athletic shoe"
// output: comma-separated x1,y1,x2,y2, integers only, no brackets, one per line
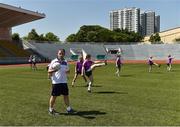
158,64,161,67
71,82,74,87
67,108,76,114
87,86,91,93
49,109,59,116
104,60,107,65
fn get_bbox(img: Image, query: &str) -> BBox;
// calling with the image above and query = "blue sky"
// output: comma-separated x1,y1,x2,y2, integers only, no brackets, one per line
1,0,180,41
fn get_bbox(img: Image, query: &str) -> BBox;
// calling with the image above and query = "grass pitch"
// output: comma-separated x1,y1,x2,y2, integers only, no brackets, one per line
0,63,180,126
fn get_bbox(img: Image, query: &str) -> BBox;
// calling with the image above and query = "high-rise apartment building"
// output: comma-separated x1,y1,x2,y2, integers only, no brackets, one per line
110,7,160,36
110,7,140,33
155,15,160,33
140,11,160,36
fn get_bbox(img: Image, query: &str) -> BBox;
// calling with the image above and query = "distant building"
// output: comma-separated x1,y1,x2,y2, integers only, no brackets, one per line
110,7,140,33
155,15,160,33
110,7,160,36
144,27,180,44
140,11,160,36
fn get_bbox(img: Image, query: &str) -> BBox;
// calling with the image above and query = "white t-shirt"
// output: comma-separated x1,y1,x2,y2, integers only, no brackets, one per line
49,58,69,84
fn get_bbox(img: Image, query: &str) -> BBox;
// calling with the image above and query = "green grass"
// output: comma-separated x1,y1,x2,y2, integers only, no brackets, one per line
0,63,180,126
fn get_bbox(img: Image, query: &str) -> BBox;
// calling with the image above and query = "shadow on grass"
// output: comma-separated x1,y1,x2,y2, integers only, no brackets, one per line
151,72,163,74
61,110,106,119
75,85,102,87
94,91,128,94
120,74,133,77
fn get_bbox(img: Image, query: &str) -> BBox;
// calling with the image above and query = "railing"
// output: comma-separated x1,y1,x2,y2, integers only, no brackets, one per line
0,57,29,64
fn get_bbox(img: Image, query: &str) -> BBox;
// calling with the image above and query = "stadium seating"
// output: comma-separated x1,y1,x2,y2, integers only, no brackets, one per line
0,40,30,57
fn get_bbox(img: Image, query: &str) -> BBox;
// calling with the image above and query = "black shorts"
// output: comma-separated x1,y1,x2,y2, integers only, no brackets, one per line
85,71,92,77
76,71,81,75
116,65,121,68
51,83,69,96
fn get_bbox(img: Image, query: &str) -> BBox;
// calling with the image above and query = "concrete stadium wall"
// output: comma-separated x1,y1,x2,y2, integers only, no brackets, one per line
105,44,180,60
27,42,180,61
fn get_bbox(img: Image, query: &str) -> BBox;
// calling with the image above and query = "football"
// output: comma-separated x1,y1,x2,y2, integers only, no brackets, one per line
52,62,61,70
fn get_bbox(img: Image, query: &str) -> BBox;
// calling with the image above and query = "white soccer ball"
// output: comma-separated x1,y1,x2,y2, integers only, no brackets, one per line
52,62,61,70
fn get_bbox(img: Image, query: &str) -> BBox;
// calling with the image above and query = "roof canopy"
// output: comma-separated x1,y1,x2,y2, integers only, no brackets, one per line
0,3,45,27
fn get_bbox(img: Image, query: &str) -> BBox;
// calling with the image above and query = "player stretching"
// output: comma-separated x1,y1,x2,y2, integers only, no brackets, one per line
148,56,161,72
115,54,122,77
81,54,107,92
72,55,87,87
167,55,174,71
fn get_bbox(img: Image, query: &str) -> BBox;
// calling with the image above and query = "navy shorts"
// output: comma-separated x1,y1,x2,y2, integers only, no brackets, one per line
85,71,92,77
76,71,81,75
51,83,69,96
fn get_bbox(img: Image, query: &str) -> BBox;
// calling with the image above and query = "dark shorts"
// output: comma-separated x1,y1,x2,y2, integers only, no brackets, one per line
76,71,81,75
85,71,92,77
51,83,69,96
116,64,121,68
149,63,154,66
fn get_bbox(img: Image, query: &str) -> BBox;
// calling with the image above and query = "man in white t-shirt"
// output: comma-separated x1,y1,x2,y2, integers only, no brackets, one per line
48,49,74,115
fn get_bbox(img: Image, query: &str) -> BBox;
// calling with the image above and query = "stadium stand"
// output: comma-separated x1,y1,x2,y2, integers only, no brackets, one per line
0,40,30,57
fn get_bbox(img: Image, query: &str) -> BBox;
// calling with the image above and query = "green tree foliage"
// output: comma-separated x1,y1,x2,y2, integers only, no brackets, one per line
175,38,180,42
66,25,143,43
66,34,76,42
12,33,20,41
45,32,60,42
23,29,60,42
28,29,40,41
149,33,162,44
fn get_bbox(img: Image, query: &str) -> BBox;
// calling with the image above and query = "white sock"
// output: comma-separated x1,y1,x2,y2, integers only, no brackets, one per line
49,107,53,112
88,82,92,86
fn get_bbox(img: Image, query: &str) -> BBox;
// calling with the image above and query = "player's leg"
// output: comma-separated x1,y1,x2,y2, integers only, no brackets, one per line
115,67,119,76
62,84,74,113
72,73,78,87
82,74,87,83
90,61,107,71
49,96,57,114
167,63,170,71
117,66,121,76
87,74,93,92
169,64,172,71
154,62,161,67
149,65,152,72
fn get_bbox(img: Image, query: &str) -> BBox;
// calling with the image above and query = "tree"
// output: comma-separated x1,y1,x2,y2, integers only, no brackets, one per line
66,34,76,42
27,29,40,41
66,25,143,43
45,32,60,42
23,29,60,42
87,31,98,42
12,33,20,41
149,33,162,44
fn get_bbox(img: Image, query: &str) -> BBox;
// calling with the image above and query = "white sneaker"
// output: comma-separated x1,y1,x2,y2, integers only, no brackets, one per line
87,86,91,92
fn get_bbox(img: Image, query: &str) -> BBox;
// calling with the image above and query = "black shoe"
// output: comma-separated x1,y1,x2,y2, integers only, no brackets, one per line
104,60,107,65
158,64,161,67
49,109,59,116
